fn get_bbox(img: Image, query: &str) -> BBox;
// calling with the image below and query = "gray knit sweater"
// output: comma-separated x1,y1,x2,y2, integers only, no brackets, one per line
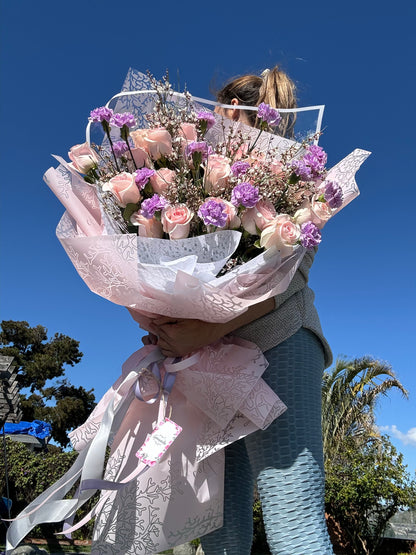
231,249,333,368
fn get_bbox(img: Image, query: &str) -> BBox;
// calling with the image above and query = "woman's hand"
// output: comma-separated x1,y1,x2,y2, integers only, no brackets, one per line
141,297,276,358
141,332,158,346
146,317,227,357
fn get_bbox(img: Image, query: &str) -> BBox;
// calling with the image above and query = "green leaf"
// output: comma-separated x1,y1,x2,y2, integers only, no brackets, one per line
123,203,139,222
120,126,129,142
143,182,153,198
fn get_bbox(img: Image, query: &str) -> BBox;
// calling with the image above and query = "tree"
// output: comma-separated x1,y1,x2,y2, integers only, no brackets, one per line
0,440,98,542
323,357,414,554
325,434,416,555
0,320,95,447
322,356,408,463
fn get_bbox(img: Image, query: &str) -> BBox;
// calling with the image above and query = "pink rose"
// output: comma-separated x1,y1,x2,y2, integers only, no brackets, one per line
247,150,266,169
102,172,141,207
204,154,231,194
247,152,283,175
310,195,332,227
241,199,277,235
129,146,149,169
206,197,241,229
130,212,163,238
130,128,172,161
260,214,301,257
293,205,313,225
180,123,197,141
150,168,176,195
68,142,99,173
161,204,194,239
231,142,249,160
178,123,198,155
294,196,332,229
270,160,285,177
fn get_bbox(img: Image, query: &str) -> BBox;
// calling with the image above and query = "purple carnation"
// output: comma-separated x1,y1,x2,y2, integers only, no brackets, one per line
198,199,228,228
197,110,216,130
110,112,136,128
185,141,212,161
290,159,313,181
257,102,282,126
303,145,327,176
140,194,168,219
231,182,260,208
306,145,327,166
134,168,155,189
291,145,328,181
300,222,322,249
90,106,114,122
231,161,250,177
324,180,343,209
112,140,131,158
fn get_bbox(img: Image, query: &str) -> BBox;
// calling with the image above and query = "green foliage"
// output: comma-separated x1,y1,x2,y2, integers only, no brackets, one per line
20,381,96,447
0,320,83,391
252,499,270,554
123,202,139,222
1,440,77,503
325,435,416,555
323,357,415,554
322,356,408,463
0,439,97,540
0,320,95,447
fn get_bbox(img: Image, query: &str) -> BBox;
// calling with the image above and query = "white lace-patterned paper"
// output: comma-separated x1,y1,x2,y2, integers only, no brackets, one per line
68,338,286,554
44,145,369,326
5,70,371,555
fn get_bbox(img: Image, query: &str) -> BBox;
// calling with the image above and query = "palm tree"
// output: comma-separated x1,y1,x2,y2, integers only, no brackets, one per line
322,356,408,464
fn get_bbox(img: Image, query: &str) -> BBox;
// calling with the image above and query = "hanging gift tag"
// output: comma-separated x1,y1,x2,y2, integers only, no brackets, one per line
136,418,182,467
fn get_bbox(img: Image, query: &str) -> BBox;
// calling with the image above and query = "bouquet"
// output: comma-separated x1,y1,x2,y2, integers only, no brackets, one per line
6,69,370,554
71,77,330,254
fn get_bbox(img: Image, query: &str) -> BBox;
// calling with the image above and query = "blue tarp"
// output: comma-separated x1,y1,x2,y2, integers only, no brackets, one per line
0,497,12,514
1,420,51,439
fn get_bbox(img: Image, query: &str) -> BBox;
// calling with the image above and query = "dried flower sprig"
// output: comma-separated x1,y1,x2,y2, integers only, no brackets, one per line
67,75,341,266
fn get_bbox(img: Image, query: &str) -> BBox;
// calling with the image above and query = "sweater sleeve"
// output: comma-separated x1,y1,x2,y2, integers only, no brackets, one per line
274,248,316,310
231,246,333,367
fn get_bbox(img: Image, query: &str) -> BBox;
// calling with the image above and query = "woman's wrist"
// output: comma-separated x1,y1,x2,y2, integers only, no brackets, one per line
145,297,276,357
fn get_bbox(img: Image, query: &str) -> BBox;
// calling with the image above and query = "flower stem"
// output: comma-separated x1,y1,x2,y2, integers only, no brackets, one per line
248,127,264,154
107,134,120,172
275,184,289,210
126,140,137,170
102,121,120,172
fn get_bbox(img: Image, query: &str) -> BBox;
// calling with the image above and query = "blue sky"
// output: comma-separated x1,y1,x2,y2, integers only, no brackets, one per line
1,1,415,474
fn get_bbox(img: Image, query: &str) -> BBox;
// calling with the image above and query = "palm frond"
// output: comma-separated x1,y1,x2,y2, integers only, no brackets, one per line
322,356,408,462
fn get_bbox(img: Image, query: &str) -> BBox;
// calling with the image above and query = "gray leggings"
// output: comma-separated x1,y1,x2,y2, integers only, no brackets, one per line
200,328,334,555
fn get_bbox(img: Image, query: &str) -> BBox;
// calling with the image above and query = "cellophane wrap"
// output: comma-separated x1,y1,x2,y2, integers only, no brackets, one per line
45,68,370,323
6,68,371,554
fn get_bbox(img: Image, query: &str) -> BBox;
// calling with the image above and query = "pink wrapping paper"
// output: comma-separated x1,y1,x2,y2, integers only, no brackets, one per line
38,138,370,553
68,339,286,553
6,71,370,551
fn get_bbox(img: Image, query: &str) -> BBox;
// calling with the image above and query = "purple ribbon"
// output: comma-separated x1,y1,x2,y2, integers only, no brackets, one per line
134,359,177,403
78,357,178,495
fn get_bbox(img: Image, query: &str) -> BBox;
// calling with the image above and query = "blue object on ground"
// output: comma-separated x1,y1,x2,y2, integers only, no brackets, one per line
1,420,51,439
0,496,12,517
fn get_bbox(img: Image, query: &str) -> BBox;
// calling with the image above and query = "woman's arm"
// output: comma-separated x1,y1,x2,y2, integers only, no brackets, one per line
144,297,275,357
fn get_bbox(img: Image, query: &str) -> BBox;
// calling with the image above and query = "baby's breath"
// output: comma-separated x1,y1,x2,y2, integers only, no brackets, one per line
83,75,331,261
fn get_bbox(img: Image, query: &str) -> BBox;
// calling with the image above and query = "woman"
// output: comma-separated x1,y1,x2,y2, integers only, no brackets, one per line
145,66,334,555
